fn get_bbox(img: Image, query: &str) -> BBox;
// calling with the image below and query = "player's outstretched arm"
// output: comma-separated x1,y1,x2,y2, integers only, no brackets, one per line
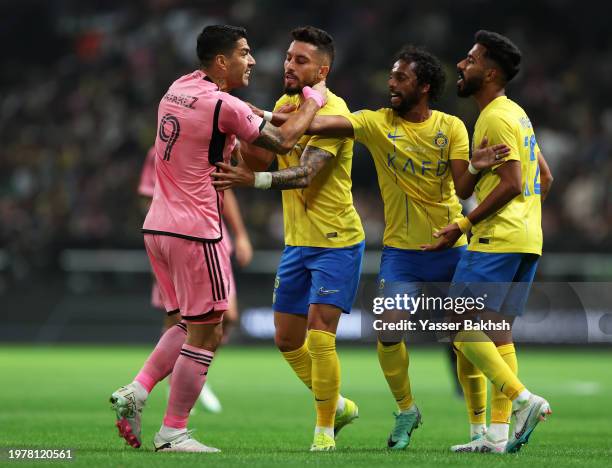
250,103,354,138
250,83,327,154
212,145,333,191
537,151,553,201
267,146,333,189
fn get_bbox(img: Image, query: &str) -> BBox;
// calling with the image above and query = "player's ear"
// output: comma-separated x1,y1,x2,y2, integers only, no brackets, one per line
485,66,497,84
318,64,330,81
420,82,431,97
214,54,228,71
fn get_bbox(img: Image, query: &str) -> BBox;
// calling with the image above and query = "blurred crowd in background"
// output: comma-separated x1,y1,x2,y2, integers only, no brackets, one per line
2,0,612,277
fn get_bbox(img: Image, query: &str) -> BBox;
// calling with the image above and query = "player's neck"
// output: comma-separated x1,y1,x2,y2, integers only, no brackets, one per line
475,87,505,112
201,67,230,92
398,103,431,123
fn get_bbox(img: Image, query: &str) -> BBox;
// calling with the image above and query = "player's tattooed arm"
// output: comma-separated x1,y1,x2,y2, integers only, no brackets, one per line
250,122,287,153
269,146,333,189
211,145,333,191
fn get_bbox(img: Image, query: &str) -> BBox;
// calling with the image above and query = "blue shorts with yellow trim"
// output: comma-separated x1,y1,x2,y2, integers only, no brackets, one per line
273,241,365,315
450,251,539,316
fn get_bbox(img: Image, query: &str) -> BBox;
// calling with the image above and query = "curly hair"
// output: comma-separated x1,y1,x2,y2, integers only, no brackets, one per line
395,45,446,103
475,30,522,82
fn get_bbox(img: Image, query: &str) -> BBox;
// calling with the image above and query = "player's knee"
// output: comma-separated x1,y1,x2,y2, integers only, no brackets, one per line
274,332,302,353
185,322,223,351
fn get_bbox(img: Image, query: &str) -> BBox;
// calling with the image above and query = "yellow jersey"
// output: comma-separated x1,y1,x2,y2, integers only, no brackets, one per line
274,91,364,248
471,96,542,255
346,108,469,249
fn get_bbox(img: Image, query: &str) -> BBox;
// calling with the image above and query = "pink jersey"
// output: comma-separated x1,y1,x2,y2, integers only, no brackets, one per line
138,146,156,197
143,70,264,241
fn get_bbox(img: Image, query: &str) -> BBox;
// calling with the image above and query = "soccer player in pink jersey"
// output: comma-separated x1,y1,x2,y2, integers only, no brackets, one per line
137,146,253,413
110,24,327,453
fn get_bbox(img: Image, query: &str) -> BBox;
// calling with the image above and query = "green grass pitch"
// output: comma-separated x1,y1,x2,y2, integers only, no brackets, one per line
1,345,611,467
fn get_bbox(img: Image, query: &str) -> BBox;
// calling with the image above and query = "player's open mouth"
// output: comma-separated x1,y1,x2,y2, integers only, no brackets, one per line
285,74,298,82
390,92,401,103
457,70,465,86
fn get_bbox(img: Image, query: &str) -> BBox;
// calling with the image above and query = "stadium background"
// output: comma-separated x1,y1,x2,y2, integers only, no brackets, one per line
2,1,611,465
2,0,611,344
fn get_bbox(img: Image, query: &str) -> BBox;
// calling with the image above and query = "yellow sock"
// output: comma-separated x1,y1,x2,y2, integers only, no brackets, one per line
454,331,525,400
307,330,340,428
455,348,487,424
377,341,413,411
491,343,517,424
281,342,312,390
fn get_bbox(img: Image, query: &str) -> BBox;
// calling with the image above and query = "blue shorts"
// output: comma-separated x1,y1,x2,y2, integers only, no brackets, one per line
273,241,365,315
450,251,540,316
378,245,466,298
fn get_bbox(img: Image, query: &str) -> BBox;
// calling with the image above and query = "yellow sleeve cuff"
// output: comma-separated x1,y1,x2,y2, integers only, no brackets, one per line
457,216,473,234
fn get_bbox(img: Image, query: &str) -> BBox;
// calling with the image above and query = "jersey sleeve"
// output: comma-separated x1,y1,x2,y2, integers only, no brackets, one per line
344,109,376,144
448,117,469,161
306,101,351,157
218,96,265,143
481,111,521,170
137,146,156,197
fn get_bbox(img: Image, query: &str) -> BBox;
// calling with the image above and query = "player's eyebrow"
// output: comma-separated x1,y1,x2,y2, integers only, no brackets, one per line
239,47,250,54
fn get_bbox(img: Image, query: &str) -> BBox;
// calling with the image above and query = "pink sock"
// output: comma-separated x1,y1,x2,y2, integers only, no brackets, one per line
163,344,214,429
134,322,187,393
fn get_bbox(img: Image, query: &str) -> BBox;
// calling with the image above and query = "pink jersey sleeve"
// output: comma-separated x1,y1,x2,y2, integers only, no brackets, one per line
218,96,264,143
138,146,156,197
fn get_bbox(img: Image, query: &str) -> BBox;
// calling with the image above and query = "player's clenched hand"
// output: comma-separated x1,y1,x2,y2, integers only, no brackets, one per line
234,234,253,267
212,157,255,191
471,136,511,171
420,223,462,251
304,80,328,106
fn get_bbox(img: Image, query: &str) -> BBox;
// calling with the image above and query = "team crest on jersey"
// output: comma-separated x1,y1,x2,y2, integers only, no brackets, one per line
379,278,385,290
433,131,449,148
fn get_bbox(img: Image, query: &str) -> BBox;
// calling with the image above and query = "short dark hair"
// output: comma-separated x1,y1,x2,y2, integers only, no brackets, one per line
395,45,446,103
291,26,335,67
197,25,247,66
474,30,522,82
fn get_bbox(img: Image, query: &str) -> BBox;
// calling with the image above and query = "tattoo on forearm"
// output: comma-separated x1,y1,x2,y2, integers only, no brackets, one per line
252,122,285,153
270,146,333,189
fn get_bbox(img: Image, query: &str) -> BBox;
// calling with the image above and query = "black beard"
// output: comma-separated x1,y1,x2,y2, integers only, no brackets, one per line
391,93,419,113
457,75,483,97
284,85,301,95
